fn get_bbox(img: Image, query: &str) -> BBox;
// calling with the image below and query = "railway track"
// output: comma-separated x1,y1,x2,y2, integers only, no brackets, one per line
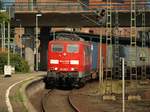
29,81,150,112
41,89,53,112
41,89,79,112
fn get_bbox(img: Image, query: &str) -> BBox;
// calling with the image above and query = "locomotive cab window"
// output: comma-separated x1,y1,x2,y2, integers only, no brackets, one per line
52,44,63,52
67,44,79,53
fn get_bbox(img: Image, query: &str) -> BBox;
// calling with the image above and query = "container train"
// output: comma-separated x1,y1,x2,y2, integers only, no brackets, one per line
44,33,93,88
44,33,150,89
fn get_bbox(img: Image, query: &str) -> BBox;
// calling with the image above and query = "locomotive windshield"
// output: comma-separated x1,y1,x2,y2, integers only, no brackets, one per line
52,44,63,52
67,44,79,53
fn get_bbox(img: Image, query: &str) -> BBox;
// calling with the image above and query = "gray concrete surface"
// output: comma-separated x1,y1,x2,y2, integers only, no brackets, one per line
0,72,46,112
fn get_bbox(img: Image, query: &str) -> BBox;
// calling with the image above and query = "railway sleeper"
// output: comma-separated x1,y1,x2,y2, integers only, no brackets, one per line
128,95,141,101
102,94,116,101
139,80,149,85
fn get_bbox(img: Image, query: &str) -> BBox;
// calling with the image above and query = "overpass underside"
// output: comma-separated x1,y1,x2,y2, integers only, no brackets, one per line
7,1,150,27
13,11,150,27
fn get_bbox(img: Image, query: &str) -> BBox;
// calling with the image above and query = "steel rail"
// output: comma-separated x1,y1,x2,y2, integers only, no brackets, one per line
41,89,78,112
41,89,53,112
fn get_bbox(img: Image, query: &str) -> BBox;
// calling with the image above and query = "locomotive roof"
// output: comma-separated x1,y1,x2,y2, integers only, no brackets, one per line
50,39,90,45
55,33,84,41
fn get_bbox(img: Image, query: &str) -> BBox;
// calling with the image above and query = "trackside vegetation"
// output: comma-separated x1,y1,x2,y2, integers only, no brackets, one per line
0,53,30,74
0,11,30,74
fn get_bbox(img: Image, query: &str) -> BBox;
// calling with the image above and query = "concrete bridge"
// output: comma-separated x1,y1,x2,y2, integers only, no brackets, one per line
14,11,150,27
10,2,150,27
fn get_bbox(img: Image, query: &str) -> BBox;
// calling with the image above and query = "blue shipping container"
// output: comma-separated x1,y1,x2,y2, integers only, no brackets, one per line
91,42,99,70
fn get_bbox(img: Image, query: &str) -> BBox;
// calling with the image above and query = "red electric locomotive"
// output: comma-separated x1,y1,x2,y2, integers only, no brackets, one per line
44,33,92,88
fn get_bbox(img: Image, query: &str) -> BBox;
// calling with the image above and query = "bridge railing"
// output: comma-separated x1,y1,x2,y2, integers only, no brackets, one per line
2,2,150,12
14,2,84,12
3,2,88,12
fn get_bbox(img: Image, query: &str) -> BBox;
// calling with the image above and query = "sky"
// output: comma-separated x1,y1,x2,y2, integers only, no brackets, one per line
2,0,15,8
2,0,15,3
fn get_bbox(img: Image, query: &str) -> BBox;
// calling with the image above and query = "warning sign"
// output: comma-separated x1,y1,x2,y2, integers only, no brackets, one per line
4,65,12,76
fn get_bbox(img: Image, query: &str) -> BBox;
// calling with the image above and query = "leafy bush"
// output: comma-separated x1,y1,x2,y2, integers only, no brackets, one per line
0,53,30,74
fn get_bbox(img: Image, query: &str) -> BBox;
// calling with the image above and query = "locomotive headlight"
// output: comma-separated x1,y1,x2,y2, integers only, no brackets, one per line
70,60,79,65
50,59,59,64
54,67,58,70
71,68,78,71
71,68,75,71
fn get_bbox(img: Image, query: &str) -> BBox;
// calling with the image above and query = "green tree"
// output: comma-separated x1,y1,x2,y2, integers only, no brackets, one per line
0,11,9,23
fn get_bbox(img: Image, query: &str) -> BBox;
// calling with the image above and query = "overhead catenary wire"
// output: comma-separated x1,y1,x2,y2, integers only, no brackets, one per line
77,1,105,96
81,14,102,26
77,0,106,25
77,0,103,15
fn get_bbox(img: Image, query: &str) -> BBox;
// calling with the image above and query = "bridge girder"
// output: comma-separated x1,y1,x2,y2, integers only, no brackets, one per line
13,11,150,27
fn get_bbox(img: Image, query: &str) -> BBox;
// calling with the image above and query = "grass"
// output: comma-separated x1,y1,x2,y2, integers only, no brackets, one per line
0,108,8,112
10,91,24,102
9,83,28,112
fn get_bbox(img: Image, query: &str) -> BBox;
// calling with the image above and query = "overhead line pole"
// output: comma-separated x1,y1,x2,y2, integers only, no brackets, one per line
114,9,120,79
35,13,42,71
141,7,147,80
105,0,113,95
130,0,137,83
0,23,3,51
35,14,38,71
7,7,10,66
122,58,125,112
19,22,22,57
3,20,5,51
99,27,103,95
77,0,105,96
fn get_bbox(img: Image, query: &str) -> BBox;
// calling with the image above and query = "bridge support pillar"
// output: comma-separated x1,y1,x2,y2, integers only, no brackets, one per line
39,27,51,70
24,27,35,72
